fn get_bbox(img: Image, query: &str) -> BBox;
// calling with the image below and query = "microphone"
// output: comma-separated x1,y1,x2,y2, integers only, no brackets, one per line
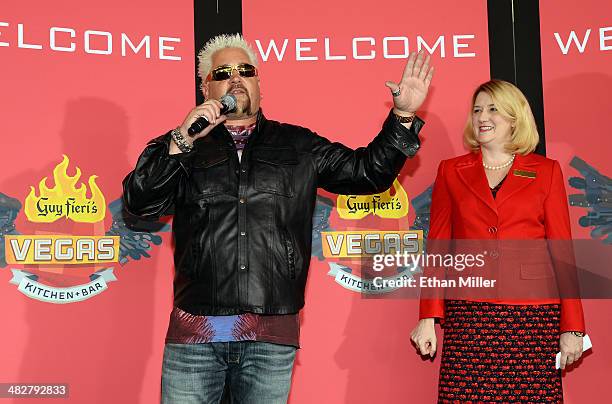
188,94,238,136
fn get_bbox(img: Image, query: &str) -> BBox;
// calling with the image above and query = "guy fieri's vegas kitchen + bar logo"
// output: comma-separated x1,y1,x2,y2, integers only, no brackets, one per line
4,155,120,303
322,179,423,294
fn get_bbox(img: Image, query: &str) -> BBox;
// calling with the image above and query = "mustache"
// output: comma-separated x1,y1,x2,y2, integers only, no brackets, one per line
229,84,248,93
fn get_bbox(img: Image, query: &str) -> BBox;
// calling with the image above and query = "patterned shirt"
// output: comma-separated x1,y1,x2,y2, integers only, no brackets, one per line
165,307,300,347
165,121,300,347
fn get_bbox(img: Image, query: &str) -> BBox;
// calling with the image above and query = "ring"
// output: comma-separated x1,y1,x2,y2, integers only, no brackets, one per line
392,88,401,97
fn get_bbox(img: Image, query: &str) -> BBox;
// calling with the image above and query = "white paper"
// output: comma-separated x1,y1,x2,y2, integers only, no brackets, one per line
556,334,592,369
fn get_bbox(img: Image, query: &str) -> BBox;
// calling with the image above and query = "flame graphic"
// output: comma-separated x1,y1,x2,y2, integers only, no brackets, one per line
24,155,106,223
336,179,409,219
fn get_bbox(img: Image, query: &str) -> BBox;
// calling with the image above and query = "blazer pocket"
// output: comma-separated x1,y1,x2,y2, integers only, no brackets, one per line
520,263,554,280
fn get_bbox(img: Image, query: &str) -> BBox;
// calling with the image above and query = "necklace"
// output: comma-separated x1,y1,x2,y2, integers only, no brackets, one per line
483,154,515,170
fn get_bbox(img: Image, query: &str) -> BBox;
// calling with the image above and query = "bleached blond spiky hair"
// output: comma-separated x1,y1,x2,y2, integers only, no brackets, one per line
197,34,259,80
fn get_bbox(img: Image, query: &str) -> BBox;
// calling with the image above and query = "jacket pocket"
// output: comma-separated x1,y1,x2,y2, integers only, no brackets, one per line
189,149,230,197
281,230,296,279
251,147,297,197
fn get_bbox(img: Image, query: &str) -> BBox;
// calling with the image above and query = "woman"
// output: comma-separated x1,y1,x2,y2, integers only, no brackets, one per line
411,80,585,403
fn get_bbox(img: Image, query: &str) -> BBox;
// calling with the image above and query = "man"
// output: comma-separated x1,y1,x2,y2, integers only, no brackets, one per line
122,34,433,404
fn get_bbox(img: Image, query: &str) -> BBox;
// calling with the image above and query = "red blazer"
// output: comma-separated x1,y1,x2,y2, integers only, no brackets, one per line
419,151,585,333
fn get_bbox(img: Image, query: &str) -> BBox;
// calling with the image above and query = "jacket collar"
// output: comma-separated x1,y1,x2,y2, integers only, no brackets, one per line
455,152,540,214
256,108,267,134
206,109,266,145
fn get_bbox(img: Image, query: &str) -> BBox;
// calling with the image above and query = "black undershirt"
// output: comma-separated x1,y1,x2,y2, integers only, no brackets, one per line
490,175,507,199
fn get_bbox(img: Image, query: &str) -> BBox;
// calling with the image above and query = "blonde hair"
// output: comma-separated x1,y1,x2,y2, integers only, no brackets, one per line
463,80,539,155
197,34,259,80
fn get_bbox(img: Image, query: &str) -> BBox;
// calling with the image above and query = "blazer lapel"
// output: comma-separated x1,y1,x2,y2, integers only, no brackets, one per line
494,154,539,207
455,152,498,214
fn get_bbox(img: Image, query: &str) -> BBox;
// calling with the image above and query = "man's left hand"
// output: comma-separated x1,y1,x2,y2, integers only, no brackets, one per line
385,50,434,115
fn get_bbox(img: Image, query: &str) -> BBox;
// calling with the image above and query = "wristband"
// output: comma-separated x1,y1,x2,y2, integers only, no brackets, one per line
170,127,193,153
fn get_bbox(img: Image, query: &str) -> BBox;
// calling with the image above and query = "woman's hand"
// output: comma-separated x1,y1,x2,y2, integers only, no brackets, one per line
559,332,583,369
410,318,437,357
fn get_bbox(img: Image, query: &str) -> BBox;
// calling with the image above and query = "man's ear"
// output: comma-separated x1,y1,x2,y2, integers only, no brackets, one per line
201,81,209,100
258,77,263,100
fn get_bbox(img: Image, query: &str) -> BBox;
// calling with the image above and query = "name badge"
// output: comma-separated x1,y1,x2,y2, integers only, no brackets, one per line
513,169,536,178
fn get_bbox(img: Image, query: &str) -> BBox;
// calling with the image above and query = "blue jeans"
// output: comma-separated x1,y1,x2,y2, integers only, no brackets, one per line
161,341,296,404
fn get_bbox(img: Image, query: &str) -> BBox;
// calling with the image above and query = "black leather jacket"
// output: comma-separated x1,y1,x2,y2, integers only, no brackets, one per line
122,110,423,315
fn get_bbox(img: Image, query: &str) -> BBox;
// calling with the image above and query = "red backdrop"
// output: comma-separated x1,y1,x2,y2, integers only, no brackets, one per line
0,0,609,403
540,0,612,402
0,1,193,403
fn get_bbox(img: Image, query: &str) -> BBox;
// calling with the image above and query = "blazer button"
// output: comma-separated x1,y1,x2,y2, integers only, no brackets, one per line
488,226,497,234
240,265,247,270
239,198,246,204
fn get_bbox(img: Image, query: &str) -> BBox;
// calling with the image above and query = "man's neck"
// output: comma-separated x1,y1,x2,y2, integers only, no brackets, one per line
225,113,258,127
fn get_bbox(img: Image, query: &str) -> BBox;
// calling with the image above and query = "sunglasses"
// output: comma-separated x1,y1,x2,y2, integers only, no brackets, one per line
207,63,258,81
